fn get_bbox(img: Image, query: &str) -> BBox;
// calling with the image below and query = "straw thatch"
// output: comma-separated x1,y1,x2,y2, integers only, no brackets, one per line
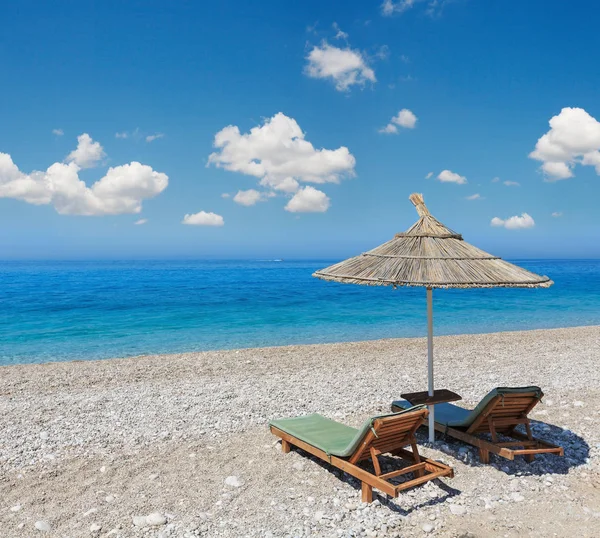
313,193,553,289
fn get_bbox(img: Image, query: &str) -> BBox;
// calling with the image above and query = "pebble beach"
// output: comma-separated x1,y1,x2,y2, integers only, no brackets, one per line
1,326,599,537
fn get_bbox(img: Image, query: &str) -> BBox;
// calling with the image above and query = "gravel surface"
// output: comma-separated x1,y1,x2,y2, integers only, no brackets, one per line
1,326,599,537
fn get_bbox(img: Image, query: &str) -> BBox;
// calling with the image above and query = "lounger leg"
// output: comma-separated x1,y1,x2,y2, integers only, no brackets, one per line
479,448,490,464
410,438,425,478
524,422,535,463
361,482,373,503
281,440,291,454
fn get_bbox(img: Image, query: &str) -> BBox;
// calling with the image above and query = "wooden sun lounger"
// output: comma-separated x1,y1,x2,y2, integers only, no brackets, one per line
392,386,564,464
269,405,453,503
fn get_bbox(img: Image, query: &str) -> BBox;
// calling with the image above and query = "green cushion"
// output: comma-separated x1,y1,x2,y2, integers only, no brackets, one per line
392,386,542,428
270,405,426,458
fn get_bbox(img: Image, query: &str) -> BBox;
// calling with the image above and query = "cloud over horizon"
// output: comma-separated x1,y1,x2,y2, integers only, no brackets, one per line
182,211,224,226
0,135,168,216
491,213,535,230
207,113,355,212
437,169,467,184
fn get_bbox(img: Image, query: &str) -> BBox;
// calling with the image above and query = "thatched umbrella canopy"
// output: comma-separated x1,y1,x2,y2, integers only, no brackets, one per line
314,193,553,441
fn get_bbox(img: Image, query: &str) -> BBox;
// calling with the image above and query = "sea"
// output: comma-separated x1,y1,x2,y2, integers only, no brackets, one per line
1,259,599,366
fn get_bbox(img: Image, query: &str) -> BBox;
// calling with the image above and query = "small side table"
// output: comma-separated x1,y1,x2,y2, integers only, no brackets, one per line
400,389,462,406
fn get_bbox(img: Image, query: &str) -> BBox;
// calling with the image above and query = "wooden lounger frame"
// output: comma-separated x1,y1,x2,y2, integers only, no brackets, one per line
393,391,563,463
270,408,453,503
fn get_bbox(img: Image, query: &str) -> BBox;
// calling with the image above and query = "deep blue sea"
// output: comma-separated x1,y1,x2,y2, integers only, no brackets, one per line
0,259,599,366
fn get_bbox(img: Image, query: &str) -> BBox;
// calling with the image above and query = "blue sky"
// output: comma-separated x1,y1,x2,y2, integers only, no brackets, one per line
1,0,599,259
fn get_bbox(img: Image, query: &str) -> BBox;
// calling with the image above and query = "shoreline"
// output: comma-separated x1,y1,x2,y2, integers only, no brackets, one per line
1,325,599,537
2,323,600,370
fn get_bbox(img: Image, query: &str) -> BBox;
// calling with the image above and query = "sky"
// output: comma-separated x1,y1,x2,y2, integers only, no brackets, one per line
1,0,600,260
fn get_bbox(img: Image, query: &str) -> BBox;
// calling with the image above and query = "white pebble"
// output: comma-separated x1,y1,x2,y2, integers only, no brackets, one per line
450,504,466,516
34,520,52,532
10,504,21,512
225,475,244,488
90,523,102,533
146,512,167,526
422,523,434,533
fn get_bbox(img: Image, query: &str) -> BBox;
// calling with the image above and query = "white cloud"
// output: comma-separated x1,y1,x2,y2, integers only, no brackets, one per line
182,211,224,226
208,112,355,198
134,218,148,225
551,211,563,218
115,132,129,139
221,193,231,198
65,133,105,169
305,41,375,92
530,107,600,181
0,151,168,216
379,124,398,134
466,193,481,200
52,129,64,136
503,180,520,186
233,189,265,206
425,172,433,179
491,176,500,183
381,0,449,16
491,213,535,230
332,22,348,40
285,186,330,213
437,169,467,184
146,133,164,143
379,108,417,134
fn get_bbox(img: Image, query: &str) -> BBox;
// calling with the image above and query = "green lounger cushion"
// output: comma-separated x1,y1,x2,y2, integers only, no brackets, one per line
392,386,542,428
270,405,426,458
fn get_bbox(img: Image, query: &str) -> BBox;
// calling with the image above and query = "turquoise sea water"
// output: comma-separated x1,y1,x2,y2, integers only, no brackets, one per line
0,259,599,366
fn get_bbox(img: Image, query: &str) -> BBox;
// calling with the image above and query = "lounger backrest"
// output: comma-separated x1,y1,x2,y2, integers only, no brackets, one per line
350,406,428,463
466,389,543,434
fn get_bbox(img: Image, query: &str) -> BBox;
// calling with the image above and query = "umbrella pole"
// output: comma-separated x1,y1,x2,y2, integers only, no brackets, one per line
427,287,435,443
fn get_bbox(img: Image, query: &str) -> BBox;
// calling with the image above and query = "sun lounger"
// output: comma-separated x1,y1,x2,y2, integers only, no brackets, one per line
269,405,453,503
392,387,564,463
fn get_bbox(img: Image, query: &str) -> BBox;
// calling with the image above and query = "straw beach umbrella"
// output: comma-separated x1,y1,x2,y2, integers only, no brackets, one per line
313,193,553,442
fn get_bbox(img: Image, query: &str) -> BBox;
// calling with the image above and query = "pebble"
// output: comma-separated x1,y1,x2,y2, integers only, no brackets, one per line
450,505,466,516
422,523,435,533
34,520,52,532
146,512,167,526
225,475,244,488
90,523,102,533
10,504,21,512
510,493,525,502
39,432,49,440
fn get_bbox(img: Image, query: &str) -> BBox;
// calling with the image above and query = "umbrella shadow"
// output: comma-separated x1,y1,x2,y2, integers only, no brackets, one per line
417,419,588,476
288,446,461,515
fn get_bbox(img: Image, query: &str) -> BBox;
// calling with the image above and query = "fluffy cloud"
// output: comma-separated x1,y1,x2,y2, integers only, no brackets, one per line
233,189,265,206
182,211,224,226
65,133,105,169
530,107,600,181
0,137,168,216
134,218,148,225
437,169,467,184
425,172,433,179
208,113,355,196
304,42,375,92
466,193,481,200
52,128,64,136
285,186,330,213
379,108,417,134
491,213,535,230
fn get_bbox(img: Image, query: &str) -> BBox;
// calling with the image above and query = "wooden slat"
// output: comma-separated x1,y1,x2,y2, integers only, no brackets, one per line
380,462,426,479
